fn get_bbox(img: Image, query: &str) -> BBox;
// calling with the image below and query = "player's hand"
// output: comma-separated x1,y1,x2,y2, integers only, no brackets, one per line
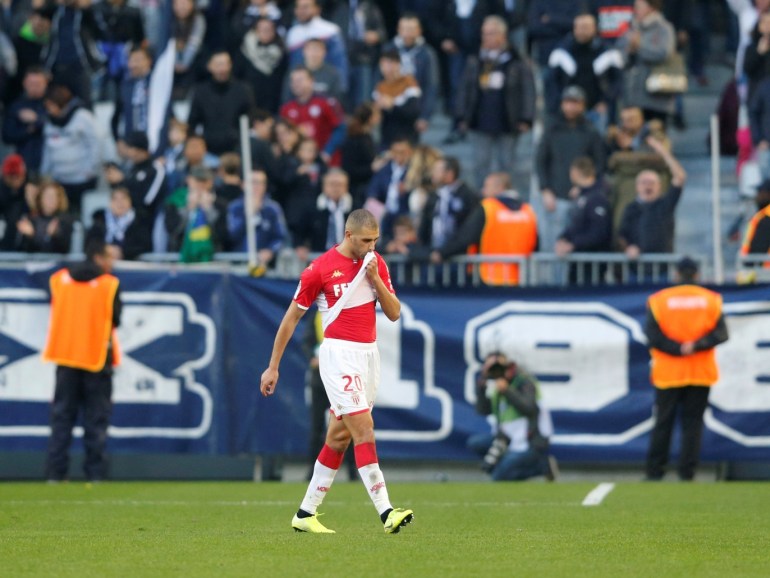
365,255,379,282
260,367,279,396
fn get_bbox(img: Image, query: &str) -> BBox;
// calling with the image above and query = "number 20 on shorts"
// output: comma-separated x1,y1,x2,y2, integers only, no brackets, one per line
342,375,363,392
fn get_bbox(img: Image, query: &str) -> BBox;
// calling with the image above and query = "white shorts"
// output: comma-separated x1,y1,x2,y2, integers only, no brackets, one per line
318,338,380,419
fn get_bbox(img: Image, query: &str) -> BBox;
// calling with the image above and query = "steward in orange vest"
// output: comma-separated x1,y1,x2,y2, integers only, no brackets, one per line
739,184,770,267
644,257,728,482
432,173,537,285
42,238,121,483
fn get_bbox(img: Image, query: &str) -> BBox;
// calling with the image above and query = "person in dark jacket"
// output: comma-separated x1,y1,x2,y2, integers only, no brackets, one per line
91,0,145,101
383,13,440,137
16,178,74,254
456,15,535,189
618,136,686,276
418,156,479,253
373,48,421,150
42,0,106,108
234,17,287,114
112,131,167,223
293,168,353,259
42,236,121,482
555,156,613,284
0,153,29,250
87,185,152,261
187,51,256,155
340,102,379,209
8,7,53,105
536,85,605,258
112,46,153,147
743,11,770,102
2,66,48,173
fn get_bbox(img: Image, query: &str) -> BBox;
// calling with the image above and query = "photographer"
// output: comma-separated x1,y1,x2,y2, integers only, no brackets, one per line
467,353,556,481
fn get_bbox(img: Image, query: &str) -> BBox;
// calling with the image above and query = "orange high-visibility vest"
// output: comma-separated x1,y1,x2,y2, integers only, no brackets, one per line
740,205,770,268
42,268,122,372
647,284,723,388
477,198,537,286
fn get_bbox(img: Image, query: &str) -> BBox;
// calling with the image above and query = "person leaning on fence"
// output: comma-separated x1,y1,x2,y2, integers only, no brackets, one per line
42,237,121,483
467,352,556,482
644,257,729,481
431,172,537,286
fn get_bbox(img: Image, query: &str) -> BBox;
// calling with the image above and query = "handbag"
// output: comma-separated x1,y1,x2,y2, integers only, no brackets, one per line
645,52,688,95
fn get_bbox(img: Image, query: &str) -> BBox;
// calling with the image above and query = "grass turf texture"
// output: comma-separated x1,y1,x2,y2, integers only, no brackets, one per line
2,481,769,577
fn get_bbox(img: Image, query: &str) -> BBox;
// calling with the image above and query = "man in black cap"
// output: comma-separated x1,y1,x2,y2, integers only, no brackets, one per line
644,256,729,481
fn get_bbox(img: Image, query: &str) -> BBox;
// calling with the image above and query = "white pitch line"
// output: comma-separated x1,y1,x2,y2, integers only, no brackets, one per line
581,483,615,507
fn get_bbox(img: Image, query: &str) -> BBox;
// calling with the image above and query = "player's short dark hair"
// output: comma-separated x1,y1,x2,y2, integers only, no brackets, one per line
442,156,461,180
571,156,596,178
380,48,401,63
346,209,378,233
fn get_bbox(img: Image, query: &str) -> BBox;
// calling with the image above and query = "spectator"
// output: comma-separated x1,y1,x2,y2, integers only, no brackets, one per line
165,166,228,262
2,66,48,173
293,168,353,260
547,12,623,129
9,7,53,105
606,106,670,229
41,82,100,213
230,0,283,47
87,185,152,260
728,0,770,81
740,180,770,262
373,48,421,149
92,0,145,102
216,152,244,204
456,15,535,189
364,137,414,240
419,156,479,254
384,12,439,137
16,179,74,253
278,137,326,239
750,75,770,181
644,257,729,481
234,16,287,115
617,136,687,266
282,37,344,105
340,101,379,209
435,0,498,144
286,0,348,90
528,0,583,68
180,133,220,178
226,169,287,266
111,131,167,223
42,0,105,108
112,46,153,149
327,0,386,109
745,11,770,101
664,0,709,88
468,352,555,481
188,51,256,156
159,118,189,196
535,85,605,257
617,0,677,125
433,172,537,286
402,144,443,226
271,117,303,201
171,0,206,101
0,153,28,250
248,109,278,182
554,156,613,284
382,214,421,257
280,66,345,165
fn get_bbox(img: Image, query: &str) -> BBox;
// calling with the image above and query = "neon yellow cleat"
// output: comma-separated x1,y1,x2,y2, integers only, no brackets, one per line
292,513,335,534
383,508,414,534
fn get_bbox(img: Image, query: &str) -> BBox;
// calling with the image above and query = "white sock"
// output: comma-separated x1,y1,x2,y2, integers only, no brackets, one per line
358,463,393,516
299,461,338,515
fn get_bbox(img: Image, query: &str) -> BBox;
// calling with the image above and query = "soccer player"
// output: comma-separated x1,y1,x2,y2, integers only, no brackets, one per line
260,208,414,534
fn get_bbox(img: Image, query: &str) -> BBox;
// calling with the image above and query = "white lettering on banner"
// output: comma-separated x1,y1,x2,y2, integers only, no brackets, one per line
0,289,215,439
464,302,647,411
374,302,452,441
710,302,770,414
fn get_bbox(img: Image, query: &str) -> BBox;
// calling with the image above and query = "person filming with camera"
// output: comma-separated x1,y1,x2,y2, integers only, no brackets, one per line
467,352,556,481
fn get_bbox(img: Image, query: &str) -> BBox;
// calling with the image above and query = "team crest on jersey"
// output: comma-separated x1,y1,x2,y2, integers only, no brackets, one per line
331,270,343,278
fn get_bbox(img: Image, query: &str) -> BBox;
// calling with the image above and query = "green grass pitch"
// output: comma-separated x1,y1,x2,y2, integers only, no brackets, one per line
2,481,769,577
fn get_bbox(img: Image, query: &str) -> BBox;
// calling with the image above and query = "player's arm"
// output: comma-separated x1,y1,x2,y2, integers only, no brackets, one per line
366,257,400,322
260,303,307,396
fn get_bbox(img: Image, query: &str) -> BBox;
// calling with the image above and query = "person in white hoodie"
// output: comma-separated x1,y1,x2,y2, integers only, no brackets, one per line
40,82,100,213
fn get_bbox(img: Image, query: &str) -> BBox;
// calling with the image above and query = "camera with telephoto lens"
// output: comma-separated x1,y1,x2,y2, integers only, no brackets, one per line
482,432,511,473
485,361,507,380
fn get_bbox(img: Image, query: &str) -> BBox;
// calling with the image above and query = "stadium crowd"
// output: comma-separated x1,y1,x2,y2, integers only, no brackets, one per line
0,0,768,282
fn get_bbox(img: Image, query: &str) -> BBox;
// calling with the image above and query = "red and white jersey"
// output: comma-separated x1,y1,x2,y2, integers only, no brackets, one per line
280,95,343,152
293,247,395,342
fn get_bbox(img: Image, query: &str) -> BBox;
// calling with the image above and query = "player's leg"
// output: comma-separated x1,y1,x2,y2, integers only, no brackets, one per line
343,410,413,534
293,417,351,533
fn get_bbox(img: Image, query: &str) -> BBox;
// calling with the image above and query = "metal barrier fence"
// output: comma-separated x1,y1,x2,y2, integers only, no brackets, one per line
0,250,726,287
